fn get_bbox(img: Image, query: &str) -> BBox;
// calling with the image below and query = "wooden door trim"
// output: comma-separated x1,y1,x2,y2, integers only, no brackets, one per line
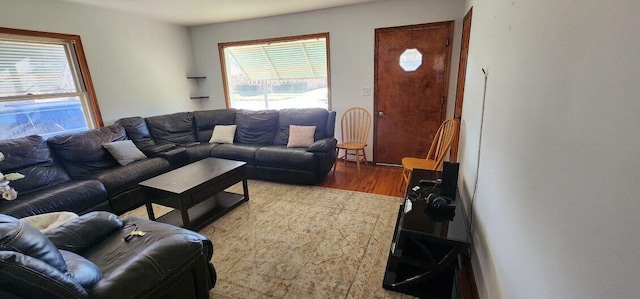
373,21,455,165
451,8,473,162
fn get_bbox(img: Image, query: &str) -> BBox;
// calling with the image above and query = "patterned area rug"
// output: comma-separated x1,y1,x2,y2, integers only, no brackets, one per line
124,180,416,298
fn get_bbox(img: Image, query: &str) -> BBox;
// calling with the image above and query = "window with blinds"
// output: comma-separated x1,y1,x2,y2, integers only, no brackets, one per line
219,33,331,110
0,28,101,140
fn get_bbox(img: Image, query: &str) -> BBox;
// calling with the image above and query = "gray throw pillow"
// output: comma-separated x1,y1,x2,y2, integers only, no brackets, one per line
102,140,147,166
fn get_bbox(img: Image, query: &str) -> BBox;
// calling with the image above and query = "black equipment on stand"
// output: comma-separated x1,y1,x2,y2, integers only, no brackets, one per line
383,165,469,299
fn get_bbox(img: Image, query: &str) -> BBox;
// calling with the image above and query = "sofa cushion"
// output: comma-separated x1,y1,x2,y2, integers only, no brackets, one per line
209,144,264,166
0,180,108,219
139,143,177,156
47,125,126,179
194,109,237,142
0,135,70,194
45,211,123,254
235,110,279,144
103,140,147,166
0,214,67,273
273,108,331,145
184,143,218,163
114,116,156,149
209,125,236,144
86,157,170,196
84,216,214,298
60,250,103,288
308,138,338,152
255,145,316,171
287,125,316,148
0,251,87,298
145,112,196,145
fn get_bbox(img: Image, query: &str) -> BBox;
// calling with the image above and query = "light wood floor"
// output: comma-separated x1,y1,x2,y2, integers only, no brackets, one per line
319,161,405,197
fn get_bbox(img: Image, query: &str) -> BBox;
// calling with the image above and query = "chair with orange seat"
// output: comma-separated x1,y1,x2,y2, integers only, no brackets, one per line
400,118,459,190
333,107,372,177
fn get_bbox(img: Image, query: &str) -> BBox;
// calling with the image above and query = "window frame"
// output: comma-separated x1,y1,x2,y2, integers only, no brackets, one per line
218,32,332,110
0,27,103,134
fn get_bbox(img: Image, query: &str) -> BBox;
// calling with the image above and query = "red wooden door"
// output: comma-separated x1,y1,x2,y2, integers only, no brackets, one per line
374,21,454,165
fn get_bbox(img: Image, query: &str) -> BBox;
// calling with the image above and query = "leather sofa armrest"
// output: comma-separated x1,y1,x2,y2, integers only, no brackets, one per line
141,143,177,156
0,251,88,298
44,212,123,254
307,138,337,152
157,147,189,168
180,142,201,147
88,216,216,297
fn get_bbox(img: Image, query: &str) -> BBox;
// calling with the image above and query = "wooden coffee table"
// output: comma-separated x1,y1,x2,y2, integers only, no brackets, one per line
139,157,249,231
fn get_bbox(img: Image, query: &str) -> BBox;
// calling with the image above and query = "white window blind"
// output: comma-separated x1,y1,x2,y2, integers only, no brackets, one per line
226,38,327,81
0,32,95,140
220,34,330,110
0,40,78,97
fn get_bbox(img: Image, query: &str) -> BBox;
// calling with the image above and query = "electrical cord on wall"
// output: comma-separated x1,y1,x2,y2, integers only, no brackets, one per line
468,68,489,253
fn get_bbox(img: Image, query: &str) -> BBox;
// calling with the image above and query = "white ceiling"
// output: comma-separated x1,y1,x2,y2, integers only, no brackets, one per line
54,0,384,26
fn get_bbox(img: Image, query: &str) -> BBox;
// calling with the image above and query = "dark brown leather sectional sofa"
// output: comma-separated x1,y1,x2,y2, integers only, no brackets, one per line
0,127,171,218
0,107,336,298
116,108,337,184
0,108,336,219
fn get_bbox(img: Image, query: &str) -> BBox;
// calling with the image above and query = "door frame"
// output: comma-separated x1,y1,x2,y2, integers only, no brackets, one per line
450,8,473,162
373,21,455,165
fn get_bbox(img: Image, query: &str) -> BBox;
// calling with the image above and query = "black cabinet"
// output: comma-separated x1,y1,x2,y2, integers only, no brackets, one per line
383,168,469,299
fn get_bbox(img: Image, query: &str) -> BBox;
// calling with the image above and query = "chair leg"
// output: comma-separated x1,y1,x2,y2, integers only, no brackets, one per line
344,149,348,167
399,167,409,192
333,148,339,174
355,149,361,177
362,149,368,167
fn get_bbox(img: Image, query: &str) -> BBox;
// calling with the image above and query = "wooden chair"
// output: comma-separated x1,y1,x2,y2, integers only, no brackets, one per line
333,107,372,177
400,118,459,190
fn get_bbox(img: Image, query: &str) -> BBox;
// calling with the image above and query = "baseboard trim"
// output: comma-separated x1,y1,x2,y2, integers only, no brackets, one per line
335,158,405,167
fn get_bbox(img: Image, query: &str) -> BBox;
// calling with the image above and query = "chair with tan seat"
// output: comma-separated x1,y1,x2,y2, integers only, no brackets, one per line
333,107,372,177
400,118,459,190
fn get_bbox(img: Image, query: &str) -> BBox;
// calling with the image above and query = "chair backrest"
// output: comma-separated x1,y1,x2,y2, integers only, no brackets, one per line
426,118,459,169
340,107,372,144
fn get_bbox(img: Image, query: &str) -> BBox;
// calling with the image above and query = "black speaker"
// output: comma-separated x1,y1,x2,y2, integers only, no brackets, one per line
440,162,459,199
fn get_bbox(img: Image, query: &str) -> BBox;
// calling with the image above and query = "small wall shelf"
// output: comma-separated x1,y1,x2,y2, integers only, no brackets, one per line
187,76,208,102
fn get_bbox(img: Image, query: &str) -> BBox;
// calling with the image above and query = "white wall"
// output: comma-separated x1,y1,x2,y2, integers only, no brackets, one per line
190,0,466,159
458,0,640,298
0,0,197,124
8,1,636,297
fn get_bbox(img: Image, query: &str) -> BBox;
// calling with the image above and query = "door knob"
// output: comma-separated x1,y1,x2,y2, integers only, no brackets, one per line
378,111,386,117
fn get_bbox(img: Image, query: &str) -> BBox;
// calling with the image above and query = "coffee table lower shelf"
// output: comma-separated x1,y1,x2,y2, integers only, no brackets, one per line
155,191,246,231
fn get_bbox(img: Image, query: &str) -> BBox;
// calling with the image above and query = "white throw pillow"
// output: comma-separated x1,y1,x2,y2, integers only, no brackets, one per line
103,140,147,166
287,125,316,148
21,212,78,233
209,125,237,144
